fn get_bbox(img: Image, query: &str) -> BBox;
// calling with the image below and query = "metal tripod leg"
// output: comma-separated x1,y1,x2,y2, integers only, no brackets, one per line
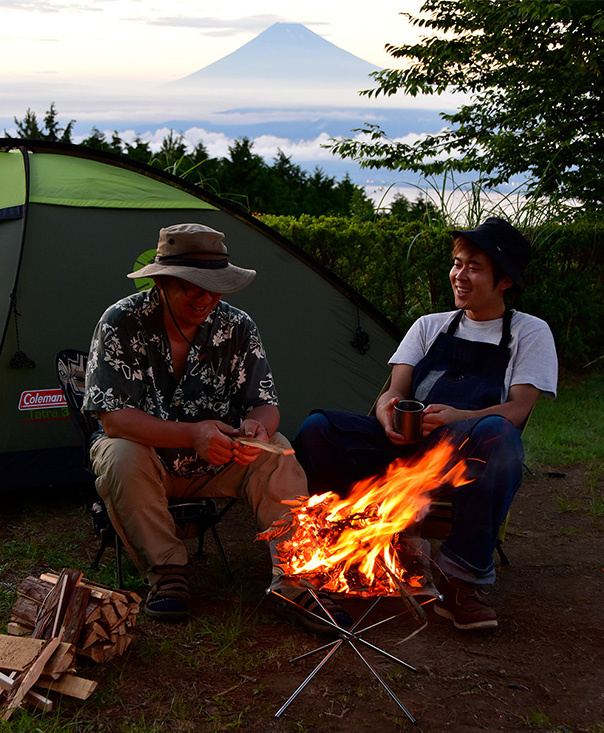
274,639,345,718
348,640,417,724
272,590,419,723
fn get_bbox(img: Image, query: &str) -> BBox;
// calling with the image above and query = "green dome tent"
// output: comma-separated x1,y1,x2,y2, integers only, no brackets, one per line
0,138,400,491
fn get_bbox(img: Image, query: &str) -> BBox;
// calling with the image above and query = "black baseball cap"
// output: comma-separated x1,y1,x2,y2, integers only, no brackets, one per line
452,217,531,289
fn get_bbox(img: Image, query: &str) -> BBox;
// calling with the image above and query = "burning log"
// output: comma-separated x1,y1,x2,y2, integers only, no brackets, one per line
260,441,470,597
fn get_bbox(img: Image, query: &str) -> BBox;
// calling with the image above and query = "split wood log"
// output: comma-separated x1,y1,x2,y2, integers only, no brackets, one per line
39,642,76,680
5,622,32,637
8,598,38,632
0,636,73,678
0,672,53,712
0,634,84,716
1,637,61,720
33,568,83,640
12,576,53,605
9,571,141,666
0,636,45,673
35,673,97,701
61,585,91,645
0,564,132,718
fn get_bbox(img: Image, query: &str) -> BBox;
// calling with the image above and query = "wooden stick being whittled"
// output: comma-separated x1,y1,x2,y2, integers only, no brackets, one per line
235,436,295,455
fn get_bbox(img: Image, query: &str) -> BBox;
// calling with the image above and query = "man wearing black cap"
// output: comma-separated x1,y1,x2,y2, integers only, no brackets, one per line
83,223,353,630
295,218,557,631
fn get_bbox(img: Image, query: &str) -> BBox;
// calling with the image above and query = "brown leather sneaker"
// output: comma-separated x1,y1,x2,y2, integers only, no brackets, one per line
434,575,498,630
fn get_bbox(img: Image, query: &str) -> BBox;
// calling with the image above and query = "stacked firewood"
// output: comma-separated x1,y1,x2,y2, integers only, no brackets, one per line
9,570,141,663
0,634,93,718
1,568,141,719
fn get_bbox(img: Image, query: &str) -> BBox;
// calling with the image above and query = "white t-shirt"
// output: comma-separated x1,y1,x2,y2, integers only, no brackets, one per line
389,310,558,403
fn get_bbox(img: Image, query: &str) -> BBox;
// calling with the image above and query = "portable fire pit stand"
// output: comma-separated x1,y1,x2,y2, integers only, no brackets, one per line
271,585,430,724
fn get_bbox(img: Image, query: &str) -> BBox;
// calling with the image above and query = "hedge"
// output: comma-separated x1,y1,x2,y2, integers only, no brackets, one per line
259,214,604,371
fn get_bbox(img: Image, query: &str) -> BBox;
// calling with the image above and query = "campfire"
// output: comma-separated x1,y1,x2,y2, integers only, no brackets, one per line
261,440,471,597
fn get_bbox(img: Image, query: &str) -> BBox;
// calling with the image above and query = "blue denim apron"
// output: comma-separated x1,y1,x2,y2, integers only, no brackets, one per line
412,309,513,410
294,308,523,578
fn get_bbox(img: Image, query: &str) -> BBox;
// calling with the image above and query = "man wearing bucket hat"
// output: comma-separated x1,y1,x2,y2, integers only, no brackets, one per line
83,223,352,629
295,217,557,631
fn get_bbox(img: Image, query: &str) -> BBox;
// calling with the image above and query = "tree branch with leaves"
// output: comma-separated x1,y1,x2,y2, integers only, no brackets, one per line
329,0,604,209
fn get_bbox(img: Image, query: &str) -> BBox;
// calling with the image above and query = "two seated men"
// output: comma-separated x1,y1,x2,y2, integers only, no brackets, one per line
83,219,556,632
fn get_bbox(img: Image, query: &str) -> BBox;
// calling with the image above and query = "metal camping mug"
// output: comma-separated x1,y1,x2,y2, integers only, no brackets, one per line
393,400,425,442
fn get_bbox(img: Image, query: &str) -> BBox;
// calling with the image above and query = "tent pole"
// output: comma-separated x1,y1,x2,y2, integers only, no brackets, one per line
0,144,31,359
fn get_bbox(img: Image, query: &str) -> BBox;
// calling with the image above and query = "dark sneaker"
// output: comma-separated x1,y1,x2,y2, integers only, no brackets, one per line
274,587,353,635
434,576,498,630
145,565,190,622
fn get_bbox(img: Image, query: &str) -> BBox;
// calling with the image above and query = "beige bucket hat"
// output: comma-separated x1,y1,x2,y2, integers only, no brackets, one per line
128,223,256,294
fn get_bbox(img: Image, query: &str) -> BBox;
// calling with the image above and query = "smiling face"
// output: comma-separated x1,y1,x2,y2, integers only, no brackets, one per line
156,276,222,333
449,239,513,321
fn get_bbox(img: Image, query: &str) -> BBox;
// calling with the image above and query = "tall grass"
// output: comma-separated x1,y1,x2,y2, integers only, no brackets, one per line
393,170,578,232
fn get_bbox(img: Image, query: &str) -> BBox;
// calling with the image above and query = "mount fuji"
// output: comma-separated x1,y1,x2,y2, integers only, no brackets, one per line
155,22,446,189
171,22,381,93
7,21,446,193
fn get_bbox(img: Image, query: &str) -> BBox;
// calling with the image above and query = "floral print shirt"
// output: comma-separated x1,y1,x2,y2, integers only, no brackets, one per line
83,288,278,477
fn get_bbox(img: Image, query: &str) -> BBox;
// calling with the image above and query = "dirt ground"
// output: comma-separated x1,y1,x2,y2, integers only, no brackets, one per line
1,464,603,732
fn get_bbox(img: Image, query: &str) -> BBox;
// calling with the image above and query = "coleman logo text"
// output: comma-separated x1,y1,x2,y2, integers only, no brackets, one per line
19,389,67,410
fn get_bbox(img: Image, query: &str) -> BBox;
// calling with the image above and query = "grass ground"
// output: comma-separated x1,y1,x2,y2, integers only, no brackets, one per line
0,372,602,731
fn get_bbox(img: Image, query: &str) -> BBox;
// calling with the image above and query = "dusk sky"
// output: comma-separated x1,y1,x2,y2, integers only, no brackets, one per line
1,0,464,201
2,1,423,86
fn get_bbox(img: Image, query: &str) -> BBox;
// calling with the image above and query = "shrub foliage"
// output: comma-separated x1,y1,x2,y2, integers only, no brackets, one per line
260,214,604,371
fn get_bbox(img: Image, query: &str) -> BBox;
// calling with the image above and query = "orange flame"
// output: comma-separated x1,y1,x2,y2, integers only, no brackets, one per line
272,439,471,596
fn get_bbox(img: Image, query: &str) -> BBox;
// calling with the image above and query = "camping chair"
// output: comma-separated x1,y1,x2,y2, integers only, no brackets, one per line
369,374,511,565
55,349,237,588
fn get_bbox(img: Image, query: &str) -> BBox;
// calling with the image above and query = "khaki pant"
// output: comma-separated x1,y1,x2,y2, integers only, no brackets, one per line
90,433,308,584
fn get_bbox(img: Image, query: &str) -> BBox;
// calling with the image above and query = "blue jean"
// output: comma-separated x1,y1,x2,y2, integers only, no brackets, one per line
294,411,525,584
